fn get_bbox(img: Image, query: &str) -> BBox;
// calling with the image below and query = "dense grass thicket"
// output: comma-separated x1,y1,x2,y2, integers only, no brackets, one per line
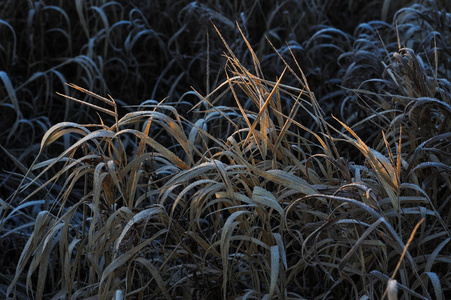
1,0,451,299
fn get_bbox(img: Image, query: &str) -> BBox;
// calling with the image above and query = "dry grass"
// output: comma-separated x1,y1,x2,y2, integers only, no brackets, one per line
1,0,450,299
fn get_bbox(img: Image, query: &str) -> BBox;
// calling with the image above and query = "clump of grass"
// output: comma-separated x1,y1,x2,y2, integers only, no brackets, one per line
0,0,330,198
332,1,451,297
2,0,451,299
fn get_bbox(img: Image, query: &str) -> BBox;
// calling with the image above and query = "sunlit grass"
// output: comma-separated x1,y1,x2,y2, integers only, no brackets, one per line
1,0,451,299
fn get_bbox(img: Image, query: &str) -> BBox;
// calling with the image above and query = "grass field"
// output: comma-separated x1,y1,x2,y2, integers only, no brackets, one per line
1,0,451,299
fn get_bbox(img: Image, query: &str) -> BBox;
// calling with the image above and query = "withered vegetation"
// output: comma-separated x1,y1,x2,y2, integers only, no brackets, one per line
1,1,450,299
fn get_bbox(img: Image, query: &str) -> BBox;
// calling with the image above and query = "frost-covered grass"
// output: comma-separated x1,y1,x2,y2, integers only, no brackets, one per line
1,1,450,299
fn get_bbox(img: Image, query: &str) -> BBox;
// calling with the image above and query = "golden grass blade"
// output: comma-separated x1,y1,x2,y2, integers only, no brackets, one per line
382,218,425,299
56,91,117,118
211,22,246,77
133,99,168,168
243,66,287,148
332,116,400,210
65,83,115,106
224,71,255,140
382,131,395,170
